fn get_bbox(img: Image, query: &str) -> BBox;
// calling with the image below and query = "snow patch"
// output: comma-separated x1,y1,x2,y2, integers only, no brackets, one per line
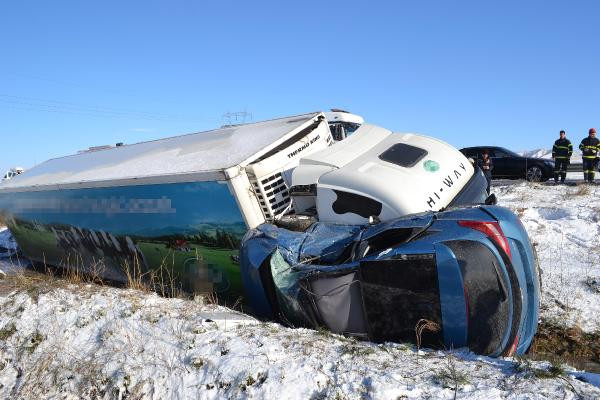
535,207,572,220
496,181,600,332
0,284,599,399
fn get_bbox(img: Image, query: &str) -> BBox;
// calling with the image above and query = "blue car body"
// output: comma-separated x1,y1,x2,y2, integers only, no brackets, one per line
241,204,540,357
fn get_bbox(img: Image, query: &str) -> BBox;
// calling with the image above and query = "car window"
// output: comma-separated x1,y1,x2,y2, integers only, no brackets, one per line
475,148,494,158
463,148,477,158
499,148,520,157
493,149,511,158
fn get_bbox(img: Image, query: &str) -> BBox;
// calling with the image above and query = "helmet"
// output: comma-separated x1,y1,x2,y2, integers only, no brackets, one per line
590,128,597,134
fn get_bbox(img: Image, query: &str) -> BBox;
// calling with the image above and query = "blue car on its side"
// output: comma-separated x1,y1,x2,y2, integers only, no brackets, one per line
241,204,541,357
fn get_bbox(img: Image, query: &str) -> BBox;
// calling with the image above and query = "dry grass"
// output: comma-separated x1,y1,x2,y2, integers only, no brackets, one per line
563,184,591,198
432,353,470,392
528,320,600,373
415,319,440,350
2,247,220,304
0,263,56,297
514,356,566,379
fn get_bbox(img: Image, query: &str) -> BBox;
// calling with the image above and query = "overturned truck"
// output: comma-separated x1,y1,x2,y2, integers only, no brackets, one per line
0,111,540,356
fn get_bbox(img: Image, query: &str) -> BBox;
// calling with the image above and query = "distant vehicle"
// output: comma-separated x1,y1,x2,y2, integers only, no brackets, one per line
2,167,24,181
460,146,554,182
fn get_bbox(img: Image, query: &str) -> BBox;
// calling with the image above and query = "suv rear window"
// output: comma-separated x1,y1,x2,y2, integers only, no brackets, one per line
379,143,428,168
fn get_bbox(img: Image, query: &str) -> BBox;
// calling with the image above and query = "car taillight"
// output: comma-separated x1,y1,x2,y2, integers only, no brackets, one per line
458,220,512,260
506,334,520,356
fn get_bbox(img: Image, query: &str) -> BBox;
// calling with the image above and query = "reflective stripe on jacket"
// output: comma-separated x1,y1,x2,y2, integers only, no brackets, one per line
579,137,600,159
552,138,573,159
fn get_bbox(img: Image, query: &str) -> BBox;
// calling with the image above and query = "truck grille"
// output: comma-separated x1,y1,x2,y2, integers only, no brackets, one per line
250,172,291,221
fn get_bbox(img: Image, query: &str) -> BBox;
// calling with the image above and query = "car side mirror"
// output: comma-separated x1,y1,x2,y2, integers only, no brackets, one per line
368,215,381,225
484,194,497,205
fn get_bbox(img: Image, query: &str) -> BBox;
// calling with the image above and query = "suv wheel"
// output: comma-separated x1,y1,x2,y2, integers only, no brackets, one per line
526,166,543,182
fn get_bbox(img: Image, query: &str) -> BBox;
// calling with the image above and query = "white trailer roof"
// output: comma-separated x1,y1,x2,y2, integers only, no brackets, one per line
0,112,325,192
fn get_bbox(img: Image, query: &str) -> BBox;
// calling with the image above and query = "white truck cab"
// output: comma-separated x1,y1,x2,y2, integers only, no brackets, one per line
289,124,482,225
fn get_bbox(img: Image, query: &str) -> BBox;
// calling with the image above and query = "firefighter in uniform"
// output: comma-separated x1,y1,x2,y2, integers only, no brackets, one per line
552,130,572,183
579,128,599,183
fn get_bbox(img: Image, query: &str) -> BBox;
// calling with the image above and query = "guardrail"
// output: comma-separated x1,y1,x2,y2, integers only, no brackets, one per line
567,163,583,172
566,163,600,172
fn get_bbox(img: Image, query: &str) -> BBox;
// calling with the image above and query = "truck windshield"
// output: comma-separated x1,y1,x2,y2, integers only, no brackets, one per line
330,122,362,141
343,122,361,136
448,167,488,207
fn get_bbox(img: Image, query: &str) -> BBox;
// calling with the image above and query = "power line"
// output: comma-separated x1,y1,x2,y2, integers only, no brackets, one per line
0,94,226,125
0,102,190,122
0,94,180,119
0,100,174,121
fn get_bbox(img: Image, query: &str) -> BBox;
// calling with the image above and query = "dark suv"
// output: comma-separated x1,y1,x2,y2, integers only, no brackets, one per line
460,146,555,182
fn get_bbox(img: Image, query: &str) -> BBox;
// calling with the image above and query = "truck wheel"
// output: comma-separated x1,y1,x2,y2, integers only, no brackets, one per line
526,166,543,182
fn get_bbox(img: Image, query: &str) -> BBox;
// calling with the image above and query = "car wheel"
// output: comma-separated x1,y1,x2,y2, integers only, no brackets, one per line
526,166,543,182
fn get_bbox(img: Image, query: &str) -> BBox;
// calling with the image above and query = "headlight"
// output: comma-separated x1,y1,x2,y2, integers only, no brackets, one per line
544,160,554,166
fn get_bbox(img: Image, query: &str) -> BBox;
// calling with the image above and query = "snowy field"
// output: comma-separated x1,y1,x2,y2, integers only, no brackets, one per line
495,180,600,333
1,179,600,399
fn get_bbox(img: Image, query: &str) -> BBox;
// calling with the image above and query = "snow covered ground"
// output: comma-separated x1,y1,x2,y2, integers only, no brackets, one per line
495,181,600,333
0,280,599,399
1,181,600,399
0,226,18,254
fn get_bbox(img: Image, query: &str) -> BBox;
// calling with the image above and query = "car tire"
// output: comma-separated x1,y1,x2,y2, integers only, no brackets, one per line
526,166,543,182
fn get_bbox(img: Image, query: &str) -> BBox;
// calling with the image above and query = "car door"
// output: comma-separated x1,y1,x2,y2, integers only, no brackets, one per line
490,148,515,178
498,148,528,178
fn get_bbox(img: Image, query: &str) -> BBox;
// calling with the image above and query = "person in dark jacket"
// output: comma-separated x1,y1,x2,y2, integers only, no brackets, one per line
552,130,573,183
478,149,494,194
579,128,599,183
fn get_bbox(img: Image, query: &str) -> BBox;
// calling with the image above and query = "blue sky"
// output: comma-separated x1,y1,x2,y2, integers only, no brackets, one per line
1,1,599,174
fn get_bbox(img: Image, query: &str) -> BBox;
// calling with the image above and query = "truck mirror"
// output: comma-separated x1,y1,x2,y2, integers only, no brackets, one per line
368,215,381,225
484,194,497,205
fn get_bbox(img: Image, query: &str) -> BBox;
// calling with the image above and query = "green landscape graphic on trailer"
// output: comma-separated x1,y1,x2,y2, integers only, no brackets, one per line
0,181,247,298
